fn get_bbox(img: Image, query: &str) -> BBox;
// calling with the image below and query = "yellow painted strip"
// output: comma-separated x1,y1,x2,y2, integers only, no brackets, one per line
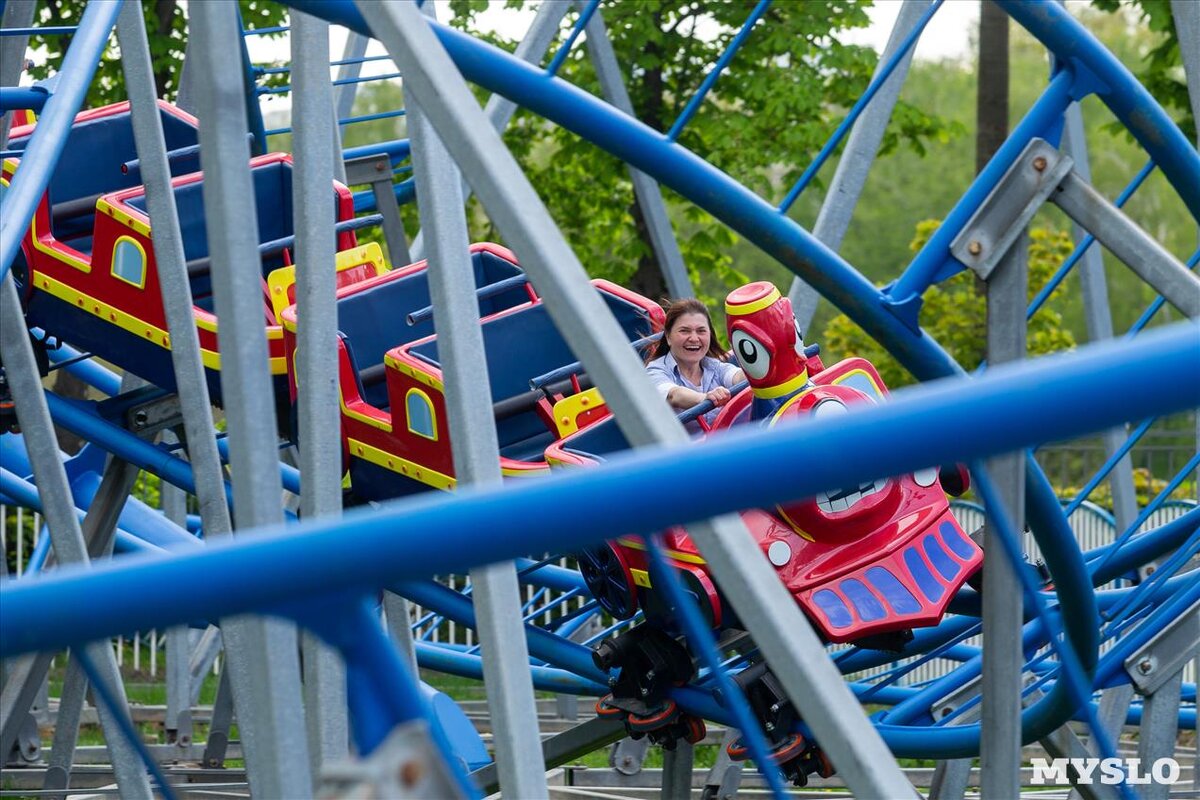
347,436,456,491
384,354,445,391
341,394,393,432
34,273,286,376
752,370,809,400
31,215,91,273
97,198,151,237
615,537,707,566
501,463,552,477
725,286,781,317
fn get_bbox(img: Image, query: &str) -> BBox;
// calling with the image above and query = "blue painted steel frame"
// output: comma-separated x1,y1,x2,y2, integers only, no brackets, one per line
4,321,1199,758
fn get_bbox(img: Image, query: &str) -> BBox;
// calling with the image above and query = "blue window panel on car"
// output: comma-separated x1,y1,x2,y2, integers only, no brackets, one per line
406,392,436,439
840,578,886,622
941,521,976,560
866,567,922,614
112,240,146,287
923,536,960,581
812,589,853,629
904,547,944,602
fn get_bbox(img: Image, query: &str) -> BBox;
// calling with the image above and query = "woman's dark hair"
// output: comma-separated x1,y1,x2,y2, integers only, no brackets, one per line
647,298,725,362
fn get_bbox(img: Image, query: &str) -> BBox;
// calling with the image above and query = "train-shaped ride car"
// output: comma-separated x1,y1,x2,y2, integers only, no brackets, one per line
547,282,981,784
3,102,357,415
283,248,665,501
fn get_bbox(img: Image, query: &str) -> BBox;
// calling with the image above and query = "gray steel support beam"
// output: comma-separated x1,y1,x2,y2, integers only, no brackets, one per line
0,653,52,766
188,626,223,708
661,741,694,799
382,591,419,675
404,5,547,794
115,1,232,546
0,0,36,149
41,651,88,799
344,152,411,267
1041,719,1120,800
408,0,569,264
787,0,929,331
1051,171,1200,318
700,728,743,800
355,5,916,796
160,456,194,746
122,4,312,788
929,758,971,800
189,4,313,796
291,9,349,771
1059,107,1140,548
979,234,1027,800
1173,0,1200,135
202,667,236,769
1067,683,1135,800
0,276,153,800
1137,672,1183,800
580,2,692,299
43,454,139,795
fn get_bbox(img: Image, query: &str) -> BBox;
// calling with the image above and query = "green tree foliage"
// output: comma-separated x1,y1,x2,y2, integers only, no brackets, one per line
447,0,955,305
24,1,287,106
822,220,1077,389
1092,0,1195,141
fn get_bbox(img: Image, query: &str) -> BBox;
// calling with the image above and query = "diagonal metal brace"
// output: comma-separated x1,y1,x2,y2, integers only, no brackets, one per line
951,137,1074,280
1123,598,1199,695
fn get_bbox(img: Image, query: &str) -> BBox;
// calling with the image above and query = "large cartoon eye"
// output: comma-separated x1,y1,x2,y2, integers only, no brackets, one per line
732,330,771,380
793,318,806,360
812,399,846,420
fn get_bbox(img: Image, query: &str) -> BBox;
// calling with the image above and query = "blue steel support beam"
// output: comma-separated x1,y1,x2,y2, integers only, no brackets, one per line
392,580,608,684
3,322,1199,759
0,0,122,281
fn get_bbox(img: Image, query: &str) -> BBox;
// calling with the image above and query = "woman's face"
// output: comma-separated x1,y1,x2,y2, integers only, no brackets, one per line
667,312,712,369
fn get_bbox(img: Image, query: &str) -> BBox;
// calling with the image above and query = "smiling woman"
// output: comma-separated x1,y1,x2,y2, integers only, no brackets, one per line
644,297,744,429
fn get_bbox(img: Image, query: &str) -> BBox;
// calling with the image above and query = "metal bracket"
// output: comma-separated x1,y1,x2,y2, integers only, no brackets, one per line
931,671,1038,722
343,151,410,267
951,138,1073,280
317,720,467,799
1123,598,1199,695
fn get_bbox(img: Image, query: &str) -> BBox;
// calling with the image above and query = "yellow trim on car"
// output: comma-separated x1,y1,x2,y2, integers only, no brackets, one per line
752,370,809,400
616,536,707,566
725,285,781,317
346,436,456,491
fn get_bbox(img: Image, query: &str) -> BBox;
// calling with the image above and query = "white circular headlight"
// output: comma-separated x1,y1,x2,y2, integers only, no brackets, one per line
812,399,847,419
913,467,938,487
767,540,792,567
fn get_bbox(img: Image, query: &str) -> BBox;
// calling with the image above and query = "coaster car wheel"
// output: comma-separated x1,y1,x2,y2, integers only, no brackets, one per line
579,541,638,619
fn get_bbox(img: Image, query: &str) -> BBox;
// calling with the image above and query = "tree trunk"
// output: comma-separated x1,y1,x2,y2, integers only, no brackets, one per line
976,1,1009,175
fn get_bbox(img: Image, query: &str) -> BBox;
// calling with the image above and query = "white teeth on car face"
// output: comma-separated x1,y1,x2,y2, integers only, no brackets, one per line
816,477,888,514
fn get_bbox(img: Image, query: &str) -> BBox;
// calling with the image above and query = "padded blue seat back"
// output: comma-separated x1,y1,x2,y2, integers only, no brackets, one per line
8,106,199,244
407,287,654,451
335,249,527,384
